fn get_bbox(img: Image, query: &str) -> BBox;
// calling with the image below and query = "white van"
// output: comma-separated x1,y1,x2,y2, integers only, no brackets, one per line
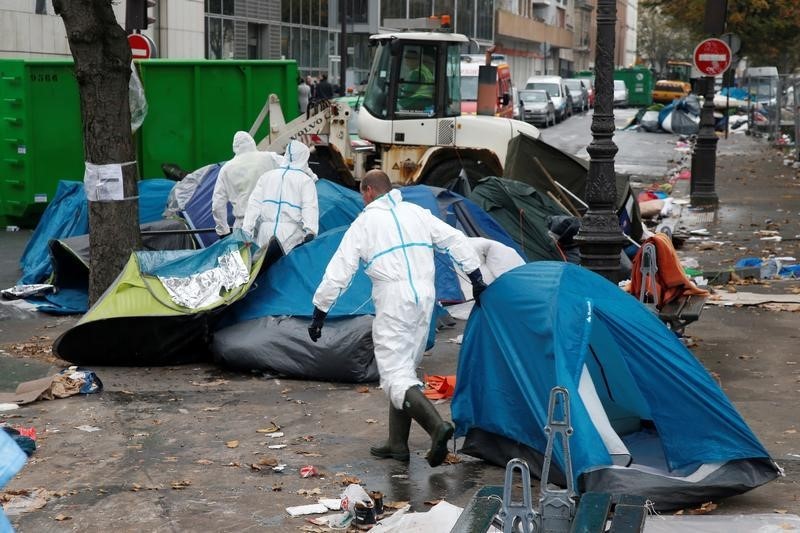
524,76,570,122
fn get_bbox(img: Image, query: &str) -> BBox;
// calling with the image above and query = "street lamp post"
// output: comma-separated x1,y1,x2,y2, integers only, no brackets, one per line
689,77,720,207
575,0,625,281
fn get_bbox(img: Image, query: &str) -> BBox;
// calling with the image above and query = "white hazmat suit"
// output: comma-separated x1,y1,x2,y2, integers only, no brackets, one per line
313,189,480,409
211,131,283,236
457,237,526,298
242,140,319,252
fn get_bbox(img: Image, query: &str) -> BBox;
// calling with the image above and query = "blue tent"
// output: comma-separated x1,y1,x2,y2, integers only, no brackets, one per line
19,179,176,285
223,227,374,325
452,261,779,509
180,164,226,248
402,185,525,302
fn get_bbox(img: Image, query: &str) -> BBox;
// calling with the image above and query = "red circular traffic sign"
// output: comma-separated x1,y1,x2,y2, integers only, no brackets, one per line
128,33,156,60
693,38,732,76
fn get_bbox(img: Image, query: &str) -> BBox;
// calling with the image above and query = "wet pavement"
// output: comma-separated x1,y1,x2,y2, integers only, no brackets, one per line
1,118,799,529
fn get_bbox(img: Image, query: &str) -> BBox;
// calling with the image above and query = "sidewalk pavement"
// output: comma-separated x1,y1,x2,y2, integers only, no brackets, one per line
0,134,798,530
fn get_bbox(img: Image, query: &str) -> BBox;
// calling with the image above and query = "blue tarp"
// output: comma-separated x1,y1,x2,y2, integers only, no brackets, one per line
223,227,373,324
181,164,226,248
18,179,175,285
453,261,772,488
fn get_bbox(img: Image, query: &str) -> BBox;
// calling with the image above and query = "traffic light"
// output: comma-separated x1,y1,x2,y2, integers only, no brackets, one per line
126,0,156,32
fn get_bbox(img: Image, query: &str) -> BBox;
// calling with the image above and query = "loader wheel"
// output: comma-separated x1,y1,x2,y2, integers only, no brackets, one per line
422,158,491,190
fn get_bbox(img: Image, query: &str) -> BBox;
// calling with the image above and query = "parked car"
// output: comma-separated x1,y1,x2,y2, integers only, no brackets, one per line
525,75,570,121
519,89,556,127
613,79,629,107
565,78,589,112
580,77,595,107
652,80,690,104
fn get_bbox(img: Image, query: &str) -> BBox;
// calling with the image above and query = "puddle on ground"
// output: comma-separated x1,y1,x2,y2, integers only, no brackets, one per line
0,354,55,392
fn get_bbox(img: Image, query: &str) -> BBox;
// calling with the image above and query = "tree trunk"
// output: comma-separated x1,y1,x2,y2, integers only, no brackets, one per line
53,0,141,305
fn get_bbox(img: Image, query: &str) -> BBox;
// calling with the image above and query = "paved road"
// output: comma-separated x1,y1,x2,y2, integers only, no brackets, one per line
539,107,683,178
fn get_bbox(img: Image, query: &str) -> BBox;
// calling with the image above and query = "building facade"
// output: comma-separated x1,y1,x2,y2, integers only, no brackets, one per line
1,0,204,59
3,0,637,93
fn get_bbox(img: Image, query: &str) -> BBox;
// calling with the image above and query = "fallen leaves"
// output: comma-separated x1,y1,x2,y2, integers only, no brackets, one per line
365,419,378,424
54,513,71,521
170,480,192,490
195,459,214,465
442,453,462,465
256,421,281,434
356,386,370,394
225,440,240,448
424,499,442,506
677,501,717,515
297,488,322,497
335,473,362,486
257,456,279,467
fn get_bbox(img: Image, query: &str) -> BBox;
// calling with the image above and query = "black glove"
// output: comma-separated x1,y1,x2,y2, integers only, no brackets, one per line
308,306,327,342
467,269,488,307
303,233,315,244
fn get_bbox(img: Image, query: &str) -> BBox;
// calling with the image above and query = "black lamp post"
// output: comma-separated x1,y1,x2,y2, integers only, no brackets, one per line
574,0,626,281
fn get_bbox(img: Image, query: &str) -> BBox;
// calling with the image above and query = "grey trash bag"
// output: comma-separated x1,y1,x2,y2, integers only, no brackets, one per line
211,315,379,383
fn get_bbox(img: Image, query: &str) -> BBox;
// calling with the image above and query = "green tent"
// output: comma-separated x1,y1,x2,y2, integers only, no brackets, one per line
53,230,279,366
469,177,564,262
503,133,642,242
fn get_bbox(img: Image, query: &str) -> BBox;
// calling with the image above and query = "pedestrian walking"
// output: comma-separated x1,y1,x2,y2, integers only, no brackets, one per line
211,131,283,237
308,170,487,467
316,74,334,100
242,140,318,252
297,76,310,115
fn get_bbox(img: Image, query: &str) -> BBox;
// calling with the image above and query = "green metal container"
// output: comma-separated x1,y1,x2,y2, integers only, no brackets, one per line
135,60,298,178
0,60,84,225
614,67,654,107
0,58,298,227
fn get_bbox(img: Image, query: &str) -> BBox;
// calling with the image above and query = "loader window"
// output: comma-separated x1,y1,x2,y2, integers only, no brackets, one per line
363,41,392,118
444,44,461,117
396,44,437,117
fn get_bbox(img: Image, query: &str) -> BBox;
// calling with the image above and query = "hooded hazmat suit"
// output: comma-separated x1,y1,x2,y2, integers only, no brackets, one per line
211,131,283,236
242,140,319,252
313,189,480,409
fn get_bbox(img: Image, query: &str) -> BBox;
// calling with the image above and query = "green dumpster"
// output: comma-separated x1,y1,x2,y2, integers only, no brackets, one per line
0,58,298,227
614,67,654,107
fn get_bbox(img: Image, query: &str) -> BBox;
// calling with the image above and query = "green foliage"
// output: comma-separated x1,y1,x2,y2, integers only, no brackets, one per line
644,0,800,71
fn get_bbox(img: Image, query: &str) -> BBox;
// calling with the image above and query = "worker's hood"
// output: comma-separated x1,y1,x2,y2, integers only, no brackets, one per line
232,131,257,155
283,140,310,170
366,188,403,211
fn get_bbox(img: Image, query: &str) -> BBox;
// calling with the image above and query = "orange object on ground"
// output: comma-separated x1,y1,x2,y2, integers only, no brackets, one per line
423,375,456,400
627,233,708,309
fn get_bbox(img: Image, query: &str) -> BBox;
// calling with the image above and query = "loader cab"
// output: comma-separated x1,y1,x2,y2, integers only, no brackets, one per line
362,32,467,122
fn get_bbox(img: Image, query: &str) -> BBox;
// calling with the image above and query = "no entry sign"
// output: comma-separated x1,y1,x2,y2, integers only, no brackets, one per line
693,38,732,77
128,33,156,60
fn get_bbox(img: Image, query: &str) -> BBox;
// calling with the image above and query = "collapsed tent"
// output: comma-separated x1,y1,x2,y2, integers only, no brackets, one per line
469,177,563,261
452,261,779,510
658,96,700,135
19,179,176,285
212,227,377,380
501,133,643,242
402,185,524,302
53,230,272,366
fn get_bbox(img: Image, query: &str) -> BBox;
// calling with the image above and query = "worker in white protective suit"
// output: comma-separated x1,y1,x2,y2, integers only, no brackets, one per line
308,170,488,468
241,140,319,252
456,237,526,299
211,131,283,237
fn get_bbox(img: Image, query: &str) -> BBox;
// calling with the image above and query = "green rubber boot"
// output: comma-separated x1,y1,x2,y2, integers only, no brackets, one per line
403,387,454,467
369,404,411,461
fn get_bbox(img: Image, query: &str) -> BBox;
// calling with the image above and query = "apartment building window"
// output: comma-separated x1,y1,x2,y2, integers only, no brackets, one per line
410,0,433,18
206,17,235,59
556,7,565,28
381,0,406,21
434,0,454,17
476,0,493,40
207,0,234,15
457,0,475,37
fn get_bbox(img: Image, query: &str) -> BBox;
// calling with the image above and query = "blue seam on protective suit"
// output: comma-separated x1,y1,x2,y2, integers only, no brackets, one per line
433,244,466,271
387,194,419,304
271,167,291,237
365,242,433,269
260,198,302,210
